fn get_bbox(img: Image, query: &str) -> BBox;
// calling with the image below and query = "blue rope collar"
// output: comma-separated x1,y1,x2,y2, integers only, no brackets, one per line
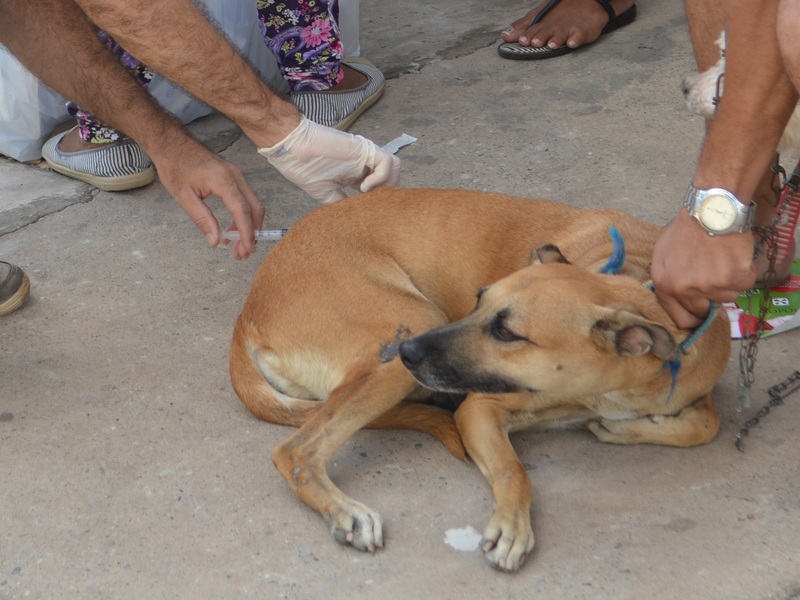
600,226,626,274
600,227,716,404
660,303,717,404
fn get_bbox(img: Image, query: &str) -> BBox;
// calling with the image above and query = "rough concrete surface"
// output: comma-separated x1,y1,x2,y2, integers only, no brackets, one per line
2,1,800,599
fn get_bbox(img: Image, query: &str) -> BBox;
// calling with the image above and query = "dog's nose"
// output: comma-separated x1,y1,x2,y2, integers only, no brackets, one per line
680,78,690,98
399,339,424,368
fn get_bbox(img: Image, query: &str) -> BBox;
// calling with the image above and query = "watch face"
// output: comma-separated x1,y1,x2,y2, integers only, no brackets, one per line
699,193,737,231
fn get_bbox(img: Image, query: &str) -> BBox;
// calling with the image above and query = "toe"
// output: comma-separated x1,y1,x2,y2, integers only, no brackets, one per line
500,26,521,42
481,515,534,572
565,27,590,49
544,30,568,50
326,502,384,552
502,3,549,43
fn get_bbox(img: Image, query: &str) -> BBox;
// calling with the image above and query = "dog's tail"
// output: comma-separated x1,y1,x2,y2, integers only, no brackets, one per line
229,319,315,427
229,317,467,461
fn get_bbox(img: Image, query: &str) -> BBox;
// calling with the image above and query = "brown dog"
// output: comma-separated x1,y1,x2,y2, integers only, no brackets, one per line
229,188,730,569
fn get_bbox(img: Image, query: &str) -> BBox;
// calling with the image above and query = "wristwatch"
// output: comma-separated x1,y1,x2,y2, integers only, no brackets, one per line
683,184,755,235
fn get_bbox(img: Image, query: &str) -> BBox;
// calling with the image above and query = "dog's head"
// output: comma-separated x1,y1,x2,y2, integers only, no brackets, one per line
682,33,725,117
399,259,677,398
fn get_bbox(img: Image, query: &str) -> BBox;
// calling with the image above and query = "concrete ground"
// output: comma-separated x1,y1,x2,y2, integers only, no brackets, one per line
2,1,800,598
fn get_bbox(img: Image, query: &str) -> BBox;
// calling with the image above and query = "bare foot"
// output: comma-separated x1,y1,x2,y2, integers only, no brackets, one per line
327,64,367,92
57,127,102,153
501,0,635,50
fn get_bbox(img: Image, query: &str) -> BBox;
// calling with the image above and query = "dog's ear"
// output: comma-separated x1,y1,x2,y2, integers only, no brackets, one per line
530,244,571,265
591,309,676,360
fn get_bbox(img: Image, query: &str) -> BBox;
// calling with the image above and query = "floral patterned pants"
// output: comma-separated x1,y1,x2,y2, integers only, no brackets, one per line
256,0,344,92
73,0,343,143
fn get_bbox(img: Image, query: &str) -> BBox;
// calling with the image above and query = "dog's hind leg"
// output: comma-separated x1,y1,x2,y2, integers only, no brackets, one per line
271,359,420,552
455,393,536,573
587,393,720,447
231,315,465,458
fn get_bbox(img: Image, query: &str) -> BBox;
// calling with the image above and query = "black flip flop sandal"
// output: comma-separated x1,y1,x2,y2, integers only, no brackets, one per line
497,0,637,60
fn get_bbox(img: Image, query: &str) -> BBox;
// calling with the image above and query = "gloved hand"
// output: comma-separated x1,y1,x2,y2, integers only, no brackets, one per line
258,116,401,204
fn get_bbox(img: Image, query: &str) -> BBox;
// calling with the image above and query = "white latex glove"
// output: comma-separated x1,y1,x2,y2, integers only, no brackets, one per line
258,116,401,204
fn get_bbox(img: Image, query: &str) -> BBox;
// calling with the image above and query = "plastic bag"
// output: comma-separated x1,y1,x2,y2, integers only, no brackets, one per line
0,46,71,162
0,0,360,162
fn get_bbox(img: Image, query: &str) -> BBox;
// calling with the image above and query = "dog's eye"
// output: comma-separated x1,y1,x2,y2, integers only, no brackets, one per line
488,310,527,343
493,325,515,341
492,323,521,342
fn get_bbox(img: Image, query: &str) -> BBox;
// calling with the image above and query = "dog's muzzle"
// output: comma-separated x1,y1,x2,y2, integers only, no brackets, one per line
400,332,523,395
399,336,457,389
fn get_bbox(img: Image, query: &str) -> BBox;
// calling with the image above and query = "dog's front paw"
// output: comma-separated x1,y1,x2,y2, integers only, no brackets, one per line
324,499,384,552
480,512,534,573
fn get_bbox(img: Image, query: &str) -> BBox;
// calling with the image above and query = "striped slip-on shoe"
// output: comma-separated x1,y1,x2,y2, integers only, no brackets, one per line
0,261,30,317
290,57,385,131
41,127,155,191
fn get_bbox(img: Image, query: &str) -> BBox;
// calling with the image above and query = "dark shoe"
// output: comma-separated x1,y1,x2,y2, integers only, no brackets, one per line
0,261,30,316
497,0,637,60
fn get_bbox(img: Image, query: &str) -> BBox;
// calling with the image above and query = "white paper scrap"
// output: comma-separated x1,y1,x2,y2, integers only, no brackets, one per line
444,526,482,551
381,134,417,155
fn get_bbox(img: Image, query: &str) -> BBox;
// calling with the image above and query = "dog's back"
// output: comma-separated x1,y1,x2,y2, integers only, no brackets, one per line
242,188,658,320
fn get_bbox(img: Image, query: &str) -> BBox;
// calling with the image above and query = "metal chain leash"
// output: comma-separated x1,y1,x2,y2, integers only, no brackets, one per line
735,371,800,451
735,159,800,451
736,161,785,411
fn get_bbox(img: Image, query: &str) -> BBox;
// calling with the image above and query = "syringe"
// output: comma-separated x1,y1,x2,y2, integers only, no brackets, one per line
221,229,288,242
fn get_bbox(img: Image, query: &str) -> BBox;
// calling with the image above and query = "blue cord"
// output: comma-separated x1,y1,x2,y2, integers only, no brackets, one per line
600,227,626,275
599,227,714,404
662,303,717,404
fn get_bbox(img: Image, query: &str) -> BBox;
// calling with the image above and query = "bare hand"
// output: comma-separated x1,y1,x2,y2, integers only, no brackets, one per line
652,209,756,329
152,138,265,260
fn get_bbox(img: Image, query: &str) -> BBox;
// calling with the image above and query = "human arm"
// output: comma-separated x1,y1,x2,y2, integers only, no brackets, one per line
0,0,262,259
652,0,798,328
75,0,400,202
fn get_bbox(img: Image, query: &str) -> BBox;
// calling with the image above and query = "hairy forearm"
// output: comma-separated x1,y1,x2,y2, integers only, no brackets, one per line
693,0,798,197
0,0,192,162
74,0,300,146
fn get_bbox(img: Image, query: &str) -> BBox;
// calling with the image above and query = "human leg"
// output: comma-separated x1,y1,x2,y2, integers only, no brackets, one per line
0,0,399,250
72,0,398,202
257,0,346,91
498,0,637,60
66,30,152,144
0,0,209,160
41,30,155,191
72,0,300,147
777,1,800,108
256,0,384,129
684,0,726,72
0,0,266,258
